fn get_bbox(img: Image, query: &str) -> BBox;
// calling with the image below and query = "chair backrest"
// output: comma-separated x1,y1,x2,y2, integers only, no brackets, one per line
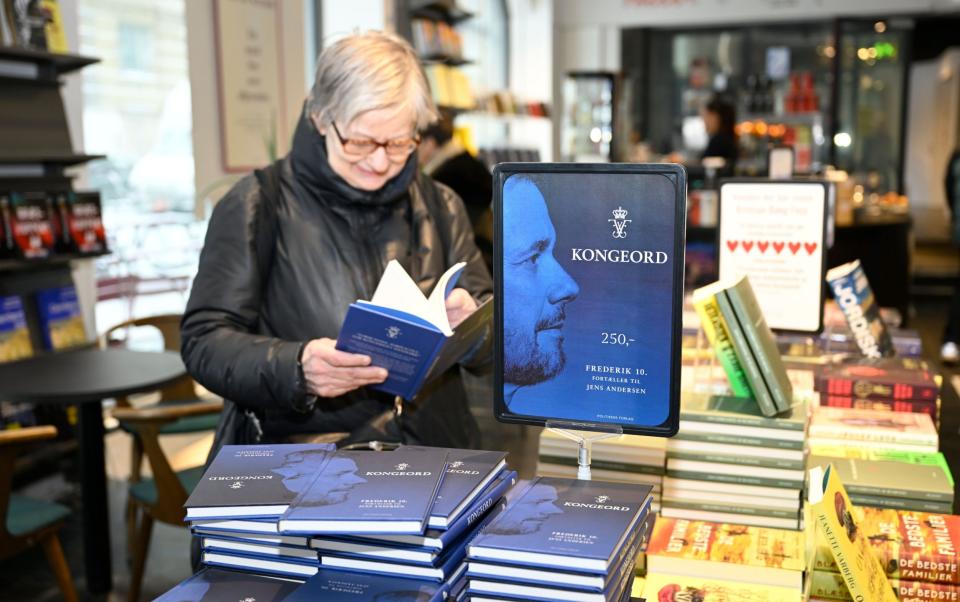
0,426,58,556
112,401,223,525
101,314,196,403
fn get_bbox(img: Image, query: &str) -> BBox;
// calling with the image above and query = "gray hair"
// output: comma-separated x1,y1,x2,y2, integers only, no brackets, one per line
307,31,437,131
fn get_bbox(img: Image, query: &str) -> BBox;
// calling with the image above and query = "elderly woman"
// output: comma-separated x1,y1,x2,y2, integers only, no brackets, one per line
181,31,492,451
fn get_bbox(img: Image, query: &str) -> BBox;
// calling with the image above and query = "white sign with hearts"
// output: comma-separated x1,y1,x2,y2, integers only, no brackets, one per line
718,181,828,332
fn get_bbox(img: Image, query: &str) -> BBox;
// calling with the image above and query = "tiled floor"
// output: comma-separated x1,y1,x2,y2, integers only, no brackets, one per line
0,296,955,601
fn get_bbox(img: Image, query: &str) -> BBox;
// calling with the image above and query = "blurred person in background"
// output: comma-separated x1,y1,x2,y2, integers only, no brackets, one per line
700,95,739,174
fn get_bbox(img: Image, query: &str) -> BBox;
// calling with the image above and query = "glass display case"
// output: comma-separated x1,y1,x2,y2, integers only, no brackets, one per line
561,72,616,162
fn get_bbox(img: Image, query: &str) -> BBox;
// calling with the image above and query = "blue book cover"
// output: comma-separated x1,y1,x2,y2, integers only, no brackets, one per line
0,295,33,362
468,476,652,573
319,502,501,581
185,444,335,520
334,469,516,551
280,447,448,534
199,535,318,563
826,259,895,358
285,567,447,602
35,285,86,350
421,447,508,529
493,164,685,436
335,259,493,400
153,567,301,601
202,550,318,579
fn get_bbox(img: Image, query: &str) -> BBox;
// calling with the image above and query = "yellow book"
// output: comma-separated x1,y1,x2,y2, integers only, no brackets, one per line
807,463,897,602
643,573,802,601
691,285,753,399
40,0,68,53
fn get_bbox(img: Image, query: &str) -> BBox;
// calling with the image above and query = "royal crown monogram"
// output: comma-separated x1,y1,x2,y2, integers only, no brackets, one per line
609,206,630,239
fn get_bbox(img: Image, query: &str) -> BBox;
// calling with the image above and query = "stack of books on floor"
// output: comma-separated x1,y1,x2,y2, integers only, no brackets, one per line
814,357,942,423
536,428,665,513
642,516,806,601
464,476,653,602
661,393,807,530
808,448,954,514
808,506,960,601
178,443,515,597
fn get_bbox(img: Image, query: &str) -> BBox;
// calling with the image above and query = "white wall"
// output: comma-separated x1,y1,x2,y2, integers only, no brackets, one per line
507,0,554,161
321,0,387,43
186,0,310,211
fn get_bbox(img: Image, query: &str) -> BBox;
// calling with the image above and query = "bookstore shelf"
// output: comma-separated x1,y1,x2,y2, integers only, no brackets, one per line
0,153,104,166
0,251,110,274
0,46,99,77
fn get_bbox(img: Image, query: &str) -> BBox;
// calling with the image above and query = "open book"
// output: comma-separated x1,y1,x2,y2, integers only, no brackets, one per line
336,260,492,400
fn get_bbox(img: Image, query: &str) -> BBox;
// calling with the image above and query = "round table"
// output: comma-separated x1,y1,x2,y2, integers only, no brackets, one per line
0,348,187,594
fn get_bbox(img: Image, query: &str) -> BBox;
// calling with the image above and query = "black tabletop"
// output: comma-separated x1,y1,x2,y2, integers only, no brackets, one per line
0,348,187,404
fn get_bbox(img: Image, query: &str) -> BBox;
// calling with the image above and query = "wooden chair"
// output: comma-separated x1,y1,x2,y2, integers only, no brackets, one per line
100,314,221,563
112,400,223,602
0,426,79,602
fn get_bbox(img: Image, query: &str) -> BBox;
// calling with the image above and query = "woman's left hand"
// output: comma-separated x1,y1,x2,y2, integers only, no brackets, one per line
445,288,477,330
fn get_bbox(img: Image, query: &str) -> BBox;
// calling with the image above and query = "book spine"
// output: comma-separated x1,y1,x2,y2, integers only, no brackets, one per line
673,431,805,450
845,493,955,513
808,425,938,448
679,409,805,431
665,450,804,470
713,291,779,416
826,261,895,358
665,468,801,490
820,395,940,421
660,498,800,519
725,280,794,413
819,377,939,402
692,293,754,398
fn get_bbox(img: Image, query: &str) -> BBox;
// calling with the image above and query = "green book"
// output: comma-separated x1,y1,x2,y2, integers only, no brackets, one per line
674,430,806,451
714,290,778,416
808,454,955,503
691,284,753,397
808,446,954,486
680,393,806,430
845,494,955,515
666,450,805,471
724,276,794,413
660,497,801,520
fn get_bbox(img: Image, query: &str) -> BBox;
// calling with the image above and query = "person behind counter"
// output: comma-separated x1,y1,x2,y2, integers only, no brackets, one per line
180,31,492,453
700,96,739,174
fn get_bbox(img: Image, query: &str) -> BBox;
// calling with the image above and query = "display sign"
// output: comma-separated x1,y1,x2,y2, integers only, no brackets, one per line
213,0,285,172
493,164,686,436
718,180,828,333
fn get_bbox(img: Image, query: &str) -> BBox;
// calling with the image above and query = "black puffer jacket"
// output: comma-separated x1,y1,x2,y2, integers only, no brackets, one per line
181,113,492,448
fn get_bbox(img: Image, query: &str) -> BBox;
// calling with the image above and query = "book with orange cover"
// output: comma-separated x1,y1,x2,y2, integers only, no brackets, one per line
643,573,801,602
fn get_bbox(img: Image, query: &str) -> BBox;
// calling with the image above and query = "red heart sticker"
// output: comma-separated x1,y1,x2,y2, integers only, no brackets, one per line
726,240,739,252
788,242,801,254
742,240,754,252
772,242,785,254
804,242,818,255
757,241,769,253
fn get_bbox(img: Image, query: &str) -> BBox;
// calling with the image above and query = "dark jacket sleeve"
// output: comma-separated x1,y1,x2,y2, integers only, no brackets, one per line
432,180,494,369
180,177,313,412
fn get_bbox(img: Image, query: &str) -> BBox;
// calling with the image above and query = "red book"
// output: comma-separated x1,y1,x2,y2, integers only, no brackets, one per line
821,395,940,422
8,191,55,260
817,358,940,402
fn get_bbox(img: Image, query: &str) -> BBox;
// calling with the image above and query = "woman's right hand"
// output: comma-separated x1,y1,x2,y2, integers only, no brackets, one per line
300,338,388,398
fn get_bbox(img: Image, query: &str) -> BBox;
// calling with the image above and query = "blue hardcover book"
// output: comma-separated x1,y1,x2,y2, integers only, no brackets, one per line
329,470,517,551
154,567,302,601
202,549,318,579
826,259,895,358
336,259,492,400
284,566,448,602
35,285,87,350
190,517,283,534
466,496,652,592
192,528,308,548
199,535,318,563
318,504,501,581
493,164,686,437
423,447,508,529
280,447,448,534
184,444,335,520
468,476,652,574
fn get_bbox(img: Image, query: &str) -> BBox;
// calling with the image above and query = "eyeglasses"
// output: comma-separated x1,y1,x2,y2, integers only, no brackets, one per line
330,122,420,158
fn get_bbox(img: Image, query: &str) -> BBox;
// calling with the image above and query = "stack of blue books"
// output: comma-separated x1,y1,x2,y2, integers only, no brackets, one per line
463,477,654,602
182,444,515,593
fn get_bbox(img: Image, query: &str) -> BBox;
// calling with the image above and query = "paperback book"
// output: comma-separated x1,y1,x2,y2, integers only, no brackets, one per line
807,453,954,503
336,259,492,399
645,517,805,590
184,444,336,520
35,285,86,350
642,573,802,602
817,357,940,401
810,570,960,602
819,395,939,421
809,406,939,451
279,447,448,534
468,476,652,573
825,259,895,358
55,191,107,254
9,191,55,259
0,295,32,362
154,567,302,601
808,464,897,602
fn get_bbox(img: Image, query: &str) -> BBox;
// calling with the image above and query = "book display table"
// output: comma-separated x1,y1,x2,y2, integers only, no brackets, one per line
0,348,186,594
